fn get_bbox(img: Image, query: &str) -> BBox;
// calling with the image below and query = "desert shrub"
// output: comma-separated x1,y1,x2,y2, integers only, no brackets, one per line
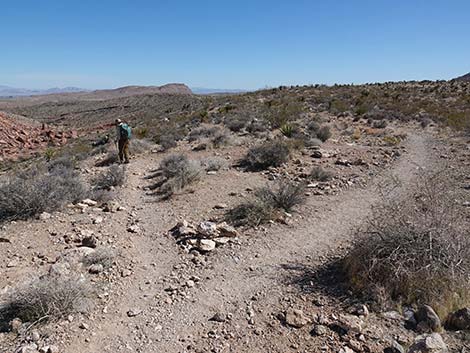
226,179,304,226
0,275,93,329
225,200,275,227
158,154,202,198
280,123,296,138
247,120,269,134
134,127,149,138
307,121,321,134
47,155,77,171
200,157,227,171
255,179,306,212
310,166,334,181
158,133,179,151
0,165,88,223
243,140,290,171
131,139,155,154
188,126,220,142
159,154,189,179
304,138,323,148
372,120,388,129
93,165,126,190
343,173,470,318
211,130,232,148
95,153,119,167
316,126,332,142
225,117,247,132
81,247,116,269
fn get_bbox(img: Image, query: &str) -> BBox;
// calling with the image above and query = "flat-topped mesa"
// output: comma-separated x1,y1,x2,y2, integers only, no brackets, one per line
88,83,193,97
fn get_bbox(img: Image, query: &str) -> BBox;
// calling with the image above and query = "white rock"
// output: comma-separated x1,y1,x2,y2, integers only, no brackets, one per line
39,212,51,221
196,239,216,252
82,199,98,206
197,221,218,238
407,333,448,353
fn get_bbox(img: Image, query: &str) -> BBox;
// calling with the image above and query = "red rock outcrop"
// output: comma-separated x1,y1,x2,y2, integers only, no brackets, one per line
0,112,77,161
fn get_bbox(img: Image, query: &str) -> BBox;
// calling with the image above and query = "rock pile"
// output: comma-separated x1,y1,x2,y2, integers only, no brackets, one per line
0,112,77,161
169,220,239,252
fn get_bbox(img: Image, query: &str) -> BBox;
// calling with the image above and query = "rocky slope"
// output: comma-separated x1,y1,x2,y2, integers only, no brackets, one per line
0,112,77,162
454,72,470,82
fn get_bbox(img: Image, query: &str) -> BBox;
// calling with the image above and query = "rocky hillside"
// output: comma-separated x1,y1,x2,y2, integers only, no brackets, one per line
454,72,470,82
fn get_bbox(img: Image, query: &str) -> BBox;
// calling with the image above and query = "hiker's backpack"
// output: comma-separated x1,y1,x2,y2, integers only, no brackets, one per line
119,123,132,139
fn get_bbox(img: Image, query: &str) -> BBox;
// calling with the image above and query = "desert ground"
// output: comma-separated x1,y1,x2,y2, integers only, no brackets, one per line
0,81,469,353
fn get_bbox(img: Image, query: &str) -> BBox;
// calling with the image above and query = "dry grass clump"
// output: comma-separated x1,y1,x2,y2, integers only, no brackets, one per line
343,173,470,318
226,179,305,226
157,154,202,198
0,275,93,330
0,165,88,223
243,140,290,171
310,166,334,182
93,165,126,190
255,179,306,212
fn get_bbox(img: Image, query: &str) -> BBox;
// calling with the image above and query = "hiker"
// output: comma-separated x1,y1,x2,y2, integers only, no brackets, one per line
115,119,132,164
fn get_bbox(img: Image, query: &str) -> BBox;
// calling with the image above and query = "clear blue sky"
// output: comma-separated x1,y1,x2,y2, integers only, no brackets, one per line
1,0,469,90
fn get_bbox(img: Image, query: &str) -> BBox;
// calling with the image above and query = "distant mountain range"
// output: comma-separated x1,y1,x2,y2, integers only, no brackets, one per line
0,84,249,97
191,87,247,95
0,85,88,97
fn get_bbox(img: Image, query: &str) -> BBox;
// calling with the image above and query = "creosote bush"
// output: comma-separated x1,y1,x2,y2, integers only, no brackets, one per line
226,179,305,226
343,173,470,319
0,275,93,329
243,140,290,171
157,154,202,198
0,165,88,223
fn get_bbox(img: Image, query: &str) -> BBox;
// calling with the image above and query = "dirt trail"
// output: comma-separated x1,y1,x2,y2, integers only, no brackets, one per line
66,133,435,353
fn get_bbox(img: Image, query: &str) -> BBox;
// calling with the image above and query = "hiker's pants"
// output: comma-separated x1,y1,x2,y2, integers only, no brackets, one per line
118,139,130,163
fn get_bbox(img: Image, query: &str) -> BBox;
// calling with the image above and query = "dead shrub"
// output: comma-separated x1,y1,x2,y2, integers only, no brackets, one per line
243,140,290,171
0,275,93,330
343,173,470,318
93,165,126,190
0,165,88,223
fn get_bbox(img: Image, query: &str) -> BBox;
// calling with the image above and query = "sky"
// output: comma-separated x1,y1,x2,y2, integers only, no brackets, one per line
1,0,469,90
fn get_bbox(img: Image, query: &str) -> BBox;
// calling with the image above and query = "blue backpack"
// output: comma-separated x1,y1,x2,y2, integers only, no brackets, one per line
119,123,132,139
